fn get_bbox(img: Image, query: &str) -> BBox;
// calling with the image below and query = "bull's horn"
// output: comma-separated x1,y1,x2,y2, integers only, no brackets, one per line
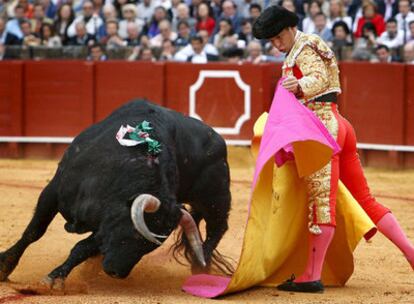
179,209,206,267
130,194,168,245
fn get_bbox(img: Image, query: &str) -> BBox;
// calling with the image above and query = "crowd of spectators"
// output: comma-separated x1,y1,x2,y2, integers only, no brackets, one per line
0,0,414,63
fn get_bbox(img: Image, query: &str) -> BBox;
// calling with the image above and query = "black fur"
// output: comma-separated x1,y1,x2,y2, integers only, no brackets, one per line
0,100,232,282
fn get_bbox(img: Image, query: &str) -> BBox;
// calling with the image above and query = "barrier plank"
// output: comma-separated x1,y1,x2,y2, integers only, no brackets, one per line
339,62,405,145
24,61,94,136
165,62,281,141
0,61,23,136
94,61,165,122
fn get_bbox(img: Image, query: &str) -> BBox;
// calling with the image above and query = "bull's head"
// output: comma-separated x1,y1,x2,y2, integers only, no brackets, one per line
130,194,206,267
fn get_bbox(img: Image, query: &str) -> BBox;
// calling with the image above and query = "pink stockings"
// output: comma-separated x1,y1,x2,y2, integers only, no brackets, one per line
295,214,414,284
294,225,335,283
377,213,414,270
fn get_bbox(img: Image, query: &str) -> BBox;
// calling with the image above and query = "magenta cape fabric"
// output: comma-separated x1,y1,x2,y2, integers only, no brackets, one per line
182,82,340,298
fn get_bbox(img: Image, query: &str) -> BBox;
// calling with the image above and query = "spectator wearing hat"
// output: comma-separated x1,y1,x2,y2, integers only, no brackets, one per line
119,4,144,39
376,18,404,51
354,0,385,38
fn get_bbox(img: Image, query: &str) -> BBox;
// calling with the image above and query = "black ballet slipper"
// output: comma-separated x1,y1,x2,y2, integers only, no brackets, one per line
276,274,324,293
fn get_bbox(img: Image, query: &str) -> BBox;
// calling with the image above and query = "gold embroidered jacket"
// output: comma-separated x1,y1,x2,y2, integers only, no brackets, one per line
282,31,341,101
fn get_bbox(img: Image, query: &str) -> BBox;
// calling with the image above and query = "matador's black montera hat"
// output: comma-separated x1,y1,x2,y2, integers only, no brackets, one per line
253,5,299,39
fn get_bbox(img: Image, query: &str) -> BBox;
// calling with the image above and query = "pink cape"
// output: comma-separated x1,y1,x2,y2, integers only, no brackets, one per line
182,81,341,298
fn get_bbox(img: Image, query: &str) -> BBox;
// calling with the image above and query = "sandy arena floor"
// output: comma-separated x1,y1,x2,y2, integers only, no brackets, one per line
0,147,413,304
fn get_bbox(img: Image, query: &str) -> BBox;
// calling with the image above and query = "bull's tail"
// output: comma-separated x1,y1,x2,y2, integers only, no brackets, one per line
170,228,235,276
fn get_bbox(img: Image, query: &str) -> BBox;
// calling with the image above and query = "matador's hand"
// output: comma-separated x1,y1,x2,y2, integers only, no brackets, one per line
282,76,299,94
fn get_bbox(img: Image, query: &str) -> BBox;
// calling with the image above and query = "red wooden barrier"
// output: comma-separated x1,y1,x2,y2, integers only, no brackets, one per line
0,62,23,157
404,64,414,167
23,61,94,157
339,62,406,168
339,62,405,144
0,61,413,168
94,61,165,122
165,62,281,141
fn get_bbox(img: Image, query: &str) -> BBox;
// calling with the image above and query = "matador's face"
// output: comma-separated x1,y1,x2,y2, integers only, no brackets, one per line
269,27,297,53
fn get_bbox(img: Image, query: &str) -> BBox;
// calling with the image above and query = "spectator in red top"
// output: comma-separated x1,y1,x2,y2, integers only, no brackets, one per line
354,0,385,38
196,2,215,36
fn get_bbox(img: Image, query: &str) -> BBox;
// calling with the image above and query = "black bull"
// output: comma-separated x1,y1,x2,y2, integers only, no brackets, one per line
0,100,232,287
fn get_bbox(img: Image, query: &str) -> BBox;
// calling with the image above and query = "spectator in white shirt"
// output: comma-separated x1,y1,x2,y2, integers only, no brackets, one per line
302,0,322,34
137,0,158,25
395,0,414,43
377,18,404,50
67,1,103,38
174,30,218,61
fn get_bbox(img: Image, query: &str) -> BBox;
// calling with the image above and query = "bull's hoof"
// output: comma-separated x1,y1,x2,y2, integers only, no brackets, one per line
41,276,65,292
0,252,14,282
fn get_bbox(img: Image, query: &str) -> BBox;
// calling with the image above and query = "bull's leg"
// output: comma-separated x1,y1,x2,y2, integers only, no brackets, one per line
190,160,231,267
0,181,58,281
44,234,100,289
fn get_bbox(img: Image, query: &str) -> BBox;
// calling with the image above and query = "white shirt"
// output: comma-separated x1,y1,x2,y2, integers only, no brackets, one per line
302,17,316,34
149,32,178,48
327,16,353,31
395,12,414,32
174,43,218,61
377,30,405,49
137,1,160,24
67,15,104,38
